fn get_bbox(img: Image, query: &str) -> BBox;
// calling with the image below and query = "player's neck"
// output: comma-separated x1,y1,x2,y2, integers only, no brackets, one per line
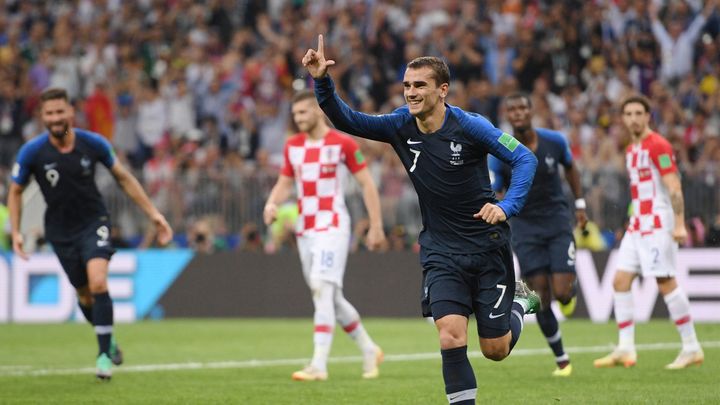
48,128,76,153
515,127,537,150
415,104,446,134
307,124,330,141
632,128,652,144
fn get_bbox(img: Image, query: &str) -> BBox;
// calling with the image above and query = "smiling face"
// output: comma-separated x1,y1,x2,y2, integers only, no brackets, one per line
403,66,448,120
41,98,74,139
622,101,650,138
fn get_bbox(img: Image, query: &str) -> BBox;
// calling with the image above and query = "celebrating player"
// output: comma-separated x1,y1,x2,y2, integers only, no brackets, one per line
302,35,539,404
8,88,173,380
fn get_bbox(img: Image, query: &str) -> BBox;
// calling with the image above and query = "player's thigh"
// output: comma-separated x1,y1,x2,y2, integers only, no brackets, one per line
307,232,350,287
512,236,550,277
548,231,577,274
79,220,116,266
525,272,552,305
472,243,516,339
638,230,678,277
420,248,473,320
616,232,641,275
51,241,87,289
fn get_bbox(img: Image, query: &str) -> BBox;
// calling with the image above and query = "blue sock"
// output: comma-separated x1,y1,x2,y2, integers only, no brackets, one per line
92,292,114,356
509,302,525,352
441,346,476,404
536,308,568,365
79,304,93,323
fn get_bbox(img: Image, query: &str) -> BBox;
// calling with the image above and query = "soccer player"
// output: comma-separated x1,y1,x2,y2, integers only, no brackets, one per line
489,93,588,377
303,35,539,404
594,95,703,370
7,88,173,380
263,90,387,381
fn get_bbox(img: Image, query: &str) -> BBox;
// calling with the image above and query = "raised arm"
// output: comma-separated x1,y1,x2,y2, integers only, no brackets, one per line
110,161,173,246
303,34,402,142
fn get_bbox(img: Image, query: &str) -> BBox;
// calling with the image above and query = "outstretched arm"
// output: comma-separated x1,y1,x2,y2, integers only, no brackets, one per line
353,167,386,251
7,182,28,260
110,161,173,246
303,34,403,142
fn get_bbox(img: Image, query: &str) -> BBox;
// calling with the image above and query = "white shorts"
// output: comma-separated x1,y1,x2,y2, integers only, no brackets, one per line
616,230,678,277
297,231,350,287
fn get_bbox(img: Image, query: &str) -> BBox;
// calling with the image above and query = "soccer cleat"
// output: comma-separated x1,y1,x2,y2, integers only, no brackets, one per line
362,345,384,379
96,353,113,381
110,336,123,366
291,366,328,381
559,296,577,318
514,281,541,314
665,349,704,370
552,363,573,377
593,349,637,368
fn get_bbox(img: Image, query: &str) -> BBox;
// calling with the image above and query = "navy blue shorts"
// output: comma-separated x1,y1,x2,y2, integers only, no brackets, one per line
512,230,576,277
420,243,516,339
49,220,116,289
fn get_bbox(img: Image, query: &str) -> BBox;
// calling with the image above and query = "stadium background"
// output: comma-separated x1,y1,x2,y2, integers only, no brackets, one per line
1,1,719,403
0,0,718,317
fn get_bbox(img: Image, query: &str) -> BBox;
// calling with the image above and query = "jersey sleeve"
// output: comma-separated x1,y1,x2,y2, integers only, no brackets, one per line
314,75,405,143
487,154,505,192
649,136,677,176
340,135,367,174
87,132,116,168
280,142,295,177
552,131,573,167
461,112,537,218
11,143,35,186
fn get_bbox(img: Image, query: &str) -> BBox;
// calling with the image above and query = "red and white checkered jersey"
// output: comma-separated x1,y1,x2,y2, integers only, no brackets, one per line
625,132,677,235
281,130,367,235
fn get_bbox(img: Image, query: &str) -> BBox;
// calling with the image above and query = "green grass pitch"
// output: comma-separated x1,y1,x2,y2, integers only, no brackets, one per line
1,319,718,404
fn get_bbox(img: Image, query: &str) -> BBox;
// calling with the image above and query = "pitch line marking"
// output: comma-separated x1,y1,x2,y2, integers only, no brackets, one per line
2,341,718,377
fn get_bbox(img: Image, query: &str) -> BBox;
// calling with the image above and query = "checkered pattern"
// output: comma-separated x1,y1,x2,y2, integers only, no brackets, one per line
281,130,366,235
625,132,677,235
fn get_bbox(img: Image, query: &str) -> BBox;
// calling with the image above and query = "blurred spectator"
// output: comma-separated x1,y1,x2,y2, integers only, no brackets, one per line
0,0,718,249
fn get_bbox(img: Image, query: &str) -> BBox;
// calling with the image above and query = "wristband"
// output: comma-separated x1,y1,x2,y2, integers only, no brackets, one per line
575,198,587,210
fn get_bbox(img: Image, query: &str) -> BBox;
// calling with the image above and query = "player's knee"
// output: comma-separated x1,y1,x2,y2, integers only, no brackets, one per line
438,329,466,349
87,279,108,294
613,274,632,292
481,345,509,361
76,290,92,307
554,290,573,305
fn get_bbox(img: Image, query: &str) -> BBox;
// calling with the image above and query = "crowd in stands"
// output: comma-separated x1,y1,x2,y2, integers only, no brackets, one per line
1,0,719,253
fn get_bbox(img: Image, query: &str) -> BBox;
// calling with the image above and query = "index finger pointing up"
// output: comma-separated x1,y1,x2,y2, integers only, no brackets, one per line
318,34,324,55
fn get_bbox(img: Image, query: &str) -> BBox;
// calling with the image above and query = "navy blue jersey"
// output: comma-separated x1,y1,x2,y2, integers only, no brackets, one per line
489,128,573,234
11,129,116,242
315,76,537,253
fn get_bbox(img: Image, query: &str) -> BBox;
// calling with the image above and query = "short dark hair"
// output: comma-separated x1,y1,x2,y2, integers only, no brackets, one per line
39,88,69,104
504,92,532,108
621,94,651,113
406,56,450,86
291,89,316,105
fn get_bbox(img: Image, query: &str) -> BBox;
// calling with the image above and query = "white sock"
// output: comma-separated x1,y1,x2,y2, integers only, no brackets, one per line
335,288,375,354
310,281,336,372
663,287,701,352
614,291,635,351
